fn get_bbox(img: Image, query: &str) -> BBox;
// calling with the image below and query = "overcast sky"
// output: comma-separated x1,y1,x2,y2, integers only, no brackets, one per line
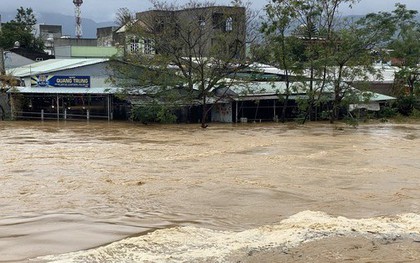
1,0,419,22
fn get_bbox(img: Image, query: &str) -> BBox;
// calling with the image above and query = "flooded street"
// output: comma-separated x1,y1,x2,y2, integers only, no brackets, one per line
0,121,419,262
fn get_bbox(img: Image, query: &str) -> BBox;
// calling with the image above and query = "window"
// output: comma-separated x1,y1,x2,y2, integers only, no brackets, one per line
225,17,233,32
212,13,224,29
130,38,140,53
155,18,165,33
198,16,206,28
143,38,153,54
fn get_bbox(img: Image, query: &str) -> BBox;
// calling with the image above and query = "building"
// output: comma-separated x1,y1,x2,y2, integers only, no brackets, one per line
54,46,119,59
348,65,400,96
3,50,36,69
209,64,396,123
6,58,122,120
97,26,118,47
112,6,246,59
35,24,63,55
4,47,55,68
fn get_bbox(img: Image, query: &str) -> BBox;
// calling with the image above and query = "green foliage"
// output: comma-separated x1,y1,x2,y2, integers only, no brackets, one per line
378,106,398,119
387,4,420,97
131,102,177,124
394,95,416,116
410,108,420,119
0,7,44,51
343,115,359,127
108,1,252,128
260,0,409,124
14,7,37,31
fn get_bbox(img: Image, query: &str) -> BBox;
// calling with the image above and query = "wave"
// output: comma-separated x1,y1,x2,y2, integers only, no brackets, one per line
33,210,420,262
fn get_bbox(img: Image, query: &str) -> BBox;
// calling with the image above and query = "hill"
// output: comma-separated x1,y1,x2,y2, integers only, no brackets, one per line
1,12,115,38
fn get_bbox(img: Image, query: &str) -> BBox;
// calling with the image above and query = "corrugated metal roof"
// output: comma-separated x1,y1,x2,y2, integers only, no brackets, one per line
248,63,289,76
228,81,336,95
365,92,396,101
8,86,118,94
228,81,395,101
6,58,109,77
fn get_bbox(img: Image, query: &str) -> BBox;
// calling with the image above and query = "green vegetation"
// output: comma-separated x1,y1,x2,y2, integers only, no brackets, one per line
108,1,419,126
0,7,44,51
258,0,404,125
109,0,256,127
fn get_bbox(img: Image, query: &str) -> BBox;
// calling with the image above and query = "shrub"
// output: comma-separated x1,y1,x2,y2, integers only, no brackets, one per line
394,95,416,116
131,102,177,124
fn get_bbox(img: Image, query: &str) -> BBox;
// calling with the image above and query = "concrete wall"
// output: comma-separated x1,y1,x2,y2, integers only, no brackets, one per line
211,103,233,123
55,46,119,58
54,38,97,47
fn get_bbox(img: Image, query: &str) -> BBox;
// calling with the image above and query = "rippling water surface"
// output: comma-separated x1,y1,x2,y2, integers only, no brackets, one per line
0,121,419,262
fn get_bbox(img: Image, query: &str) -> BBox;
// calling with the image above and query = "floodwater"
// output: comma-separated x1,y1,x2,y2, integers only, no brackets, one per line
0,121,419,262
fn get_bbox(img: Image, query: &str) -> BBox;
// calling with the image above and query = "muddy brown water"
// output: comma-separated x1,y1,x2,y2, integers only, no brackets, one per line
0,121,419,262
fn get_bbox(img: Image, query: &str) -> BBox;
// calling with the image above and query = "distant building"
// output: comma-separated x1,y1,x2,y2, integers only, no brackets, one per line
35,24,63,55
54,46,119,59
3,50,35,69
97,26,118,47
52,37,115,59
134,6,246,58
6,47,54,64
107,6,246,59
54,37,97,48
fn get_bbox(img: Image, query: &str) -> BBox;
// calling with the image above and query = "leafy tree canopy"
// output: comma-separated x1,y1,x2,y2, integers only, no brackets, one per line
0,7,44,51
109,0,257,127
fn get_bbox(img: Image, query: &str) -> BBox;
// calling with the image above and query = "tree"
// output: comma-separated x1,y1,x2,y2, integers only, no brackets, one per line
325,10,396,122
388,4,420,98
262,0,302,123
115,7,135,27
14,7,37,31
110,0,257,128
0,7,44,51
261,0,398,123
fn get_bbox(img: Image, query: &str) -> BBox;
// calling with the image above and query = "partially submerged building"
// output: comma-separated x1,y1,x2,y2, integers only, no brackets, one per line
6,58,121,120
209,64,396,123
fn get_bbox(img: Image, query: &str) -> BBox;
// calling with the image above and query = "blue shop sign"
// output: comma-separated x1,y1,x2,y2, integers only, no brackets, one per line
31,75,91,88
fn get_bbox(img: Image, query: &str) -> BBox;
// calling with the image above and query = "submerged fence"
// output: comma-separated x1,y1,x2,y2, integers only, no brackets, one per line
14,109,112,121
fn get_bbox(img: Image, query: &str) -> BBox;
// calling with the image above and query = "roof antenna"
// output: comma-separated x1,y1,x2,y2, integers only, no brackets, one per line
73,0,83,39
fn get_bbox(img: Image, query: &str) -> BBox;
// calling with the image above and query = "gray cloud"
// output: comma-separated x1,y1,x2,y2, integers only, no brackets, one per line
1,0,419,22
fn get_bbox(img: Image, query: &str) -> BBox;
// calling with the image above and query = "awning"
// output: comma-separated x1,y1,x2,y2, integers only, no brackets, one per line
7,86,118,95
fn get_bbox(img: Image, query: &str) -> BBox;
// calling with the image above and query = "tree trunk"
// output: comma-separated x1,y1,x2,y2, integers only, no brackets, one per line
281,95,289,123
0,104,4,120
330,93,340,124
201,95,208,128
302,66,315,124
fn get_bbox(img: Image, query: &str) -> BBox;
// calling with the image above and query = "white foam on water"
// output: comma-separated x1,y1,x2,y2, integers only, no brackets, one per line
33,210,420,262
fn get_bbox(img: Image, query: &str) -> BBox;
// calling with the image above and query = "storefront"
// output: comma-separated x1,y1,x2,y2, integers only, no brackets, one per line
9,86,116,120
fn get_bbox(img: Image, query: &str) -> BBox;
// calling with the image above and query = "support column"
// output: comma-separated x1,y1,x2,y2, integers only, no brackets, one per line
107,94,110,121
56,94,59,120
273,100,278,122
10,94,14,120
235,100,238,123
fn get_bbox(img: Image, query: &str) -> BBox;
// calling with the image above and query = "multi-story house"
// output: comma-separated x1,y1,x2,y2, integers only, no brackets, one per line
113,6,246,60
